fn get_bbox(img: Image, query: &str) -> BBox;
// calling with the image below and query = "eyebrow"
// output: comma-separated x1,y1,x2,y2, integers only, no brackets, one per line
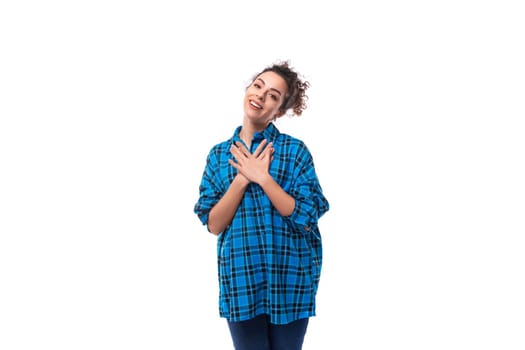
256,78,283,96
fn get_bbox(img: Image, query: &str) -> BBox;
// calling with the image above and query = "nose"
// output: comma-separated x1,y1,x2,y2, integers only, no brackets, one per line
255,90,266,101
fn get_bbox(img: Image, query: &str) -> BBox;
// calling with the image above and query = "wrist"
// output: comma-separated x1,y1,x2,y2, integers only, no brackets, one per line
233,173,250,188
257,174,273,188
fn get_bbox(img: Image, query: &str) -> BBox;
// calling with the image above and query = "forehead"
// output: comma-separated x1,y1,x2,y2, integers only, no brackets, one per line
256,71,288,92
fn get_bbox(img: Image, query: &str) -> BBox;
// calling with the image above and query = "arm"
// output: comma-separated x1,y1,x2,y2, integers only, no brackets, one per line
207,174,249,235
284,144,330,237
194,147,249,236
258,175,295,217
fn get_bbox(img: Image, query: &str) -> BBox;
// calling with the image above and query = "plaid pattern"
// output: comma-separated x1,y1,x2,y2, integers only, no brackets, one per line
194,123,329,325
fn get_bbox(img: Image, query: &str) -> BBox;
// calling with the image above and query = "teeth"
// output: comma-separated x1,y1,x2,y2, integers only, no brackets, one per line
250,101,262,109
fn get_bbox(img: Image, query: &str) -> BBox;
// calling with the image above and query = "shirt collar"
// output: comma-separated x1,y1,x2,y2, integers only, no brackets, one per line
232,123,280,144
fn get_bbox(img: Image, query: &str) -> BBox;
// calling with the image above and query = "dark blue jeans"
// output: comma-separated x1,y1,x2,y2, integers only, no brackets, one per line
227,314,309,350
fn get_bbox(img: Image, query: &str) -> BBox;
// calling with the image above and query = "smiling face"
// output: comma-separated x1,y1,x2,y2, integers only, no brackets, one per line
243,71,288,129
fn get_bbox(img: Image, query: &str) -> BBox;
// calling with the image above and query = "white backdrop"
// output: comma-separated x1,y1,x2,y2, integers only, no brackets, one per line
1,1,524,349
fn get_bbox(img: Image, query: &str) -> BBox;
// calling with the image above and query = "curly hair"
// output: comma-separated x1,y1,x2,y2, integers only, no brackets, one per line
250,60,310,116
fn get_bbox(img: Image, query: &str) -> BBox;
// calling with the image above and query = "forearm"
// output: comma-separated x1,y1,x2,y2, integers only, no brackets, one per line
259,176,295,217
207,175,249,235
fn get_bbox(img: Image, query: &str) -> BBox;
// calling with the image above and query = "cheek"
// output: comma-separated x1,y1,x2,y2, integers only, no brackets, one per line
275,99,285,111
242,93,251,105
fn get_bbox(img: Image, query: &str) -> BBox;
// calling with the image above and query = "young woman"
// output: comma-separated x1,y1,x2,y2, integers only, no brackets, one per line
194,61,329,350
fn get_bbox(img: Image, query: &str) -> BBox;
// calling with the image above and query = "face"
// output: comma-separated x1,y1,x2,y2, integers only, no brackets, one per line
243,71,288,127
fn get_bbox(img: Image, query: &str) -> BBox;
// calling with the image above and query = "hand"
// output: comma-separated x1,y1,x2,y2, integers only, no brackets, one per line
229,139,274,185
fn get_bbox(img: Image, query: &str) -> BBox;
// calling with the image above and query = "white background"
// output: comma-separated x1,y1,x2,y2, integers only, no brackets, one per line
1,1,524,349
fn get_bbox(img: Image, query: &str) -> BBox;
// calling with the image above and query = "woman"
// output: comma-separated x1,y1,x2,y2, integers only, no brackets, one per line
194,60,329,350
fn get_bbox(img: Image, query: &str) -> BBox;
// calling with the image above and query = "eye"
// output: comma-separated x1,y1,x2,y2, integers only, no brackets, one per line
253,83,261,88
269,94,277,101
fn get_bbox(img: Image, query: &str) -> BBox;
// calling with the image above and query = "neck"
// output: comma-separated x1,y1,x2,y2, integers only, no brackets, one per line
240,122,268,146
239,128,252,147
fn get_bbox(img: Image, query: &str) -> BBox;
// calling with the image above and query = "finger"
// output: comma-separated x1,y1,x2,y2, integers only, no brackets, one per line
237,140,250,150
228,159,239,169
230,144,239,157
230,146,244,163
231,142,247,155
240,143,255,158
253,139,268,157
259,143,273,160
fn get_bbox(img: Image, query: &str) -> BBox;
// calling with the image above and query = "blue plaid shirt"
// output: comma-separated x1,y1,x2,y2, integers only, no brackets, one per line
194,123,329,324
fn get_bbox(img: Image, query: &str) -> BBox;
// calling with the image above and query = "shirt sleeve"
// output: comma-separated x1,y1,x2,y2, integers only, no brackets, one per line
194,147,224,228
285,143,329,240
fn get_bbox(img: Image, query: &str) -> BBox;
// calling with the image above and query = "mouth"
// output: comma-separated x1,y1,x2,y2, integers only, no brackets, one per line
249,100,262,109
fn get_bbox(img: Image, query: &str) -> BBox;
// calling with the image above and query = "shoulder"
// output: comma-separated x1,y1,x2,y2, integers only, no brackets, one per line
276,132,309,153
205,138,231,161
210,138,231,151
277,131,304,145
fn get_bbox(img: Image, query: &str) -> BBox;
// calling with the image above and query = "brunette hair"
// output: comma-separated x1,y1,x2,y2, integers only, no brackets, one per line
251,60,310,116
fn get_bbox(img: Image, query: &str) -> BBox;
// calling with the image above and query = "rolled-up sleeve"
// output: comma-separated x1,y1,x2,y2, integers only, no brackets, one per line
194,148,223,227
285,145,329,239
